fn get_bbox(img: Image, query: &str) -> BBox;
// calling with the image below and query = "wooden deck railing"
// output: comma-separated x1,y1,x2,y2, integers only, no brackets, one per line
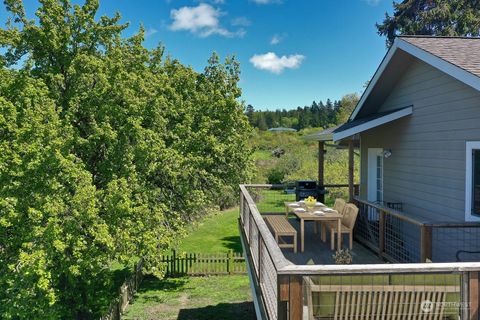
240,184,480,320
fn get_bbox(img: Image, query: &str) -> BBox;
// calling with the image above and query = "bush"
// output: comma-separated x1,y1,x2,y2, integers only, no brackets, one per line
267,168,285,184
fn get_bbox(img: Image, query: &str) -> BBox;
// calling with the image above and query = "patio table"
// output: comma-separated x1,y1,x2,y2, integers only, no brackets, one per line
285,202,342,252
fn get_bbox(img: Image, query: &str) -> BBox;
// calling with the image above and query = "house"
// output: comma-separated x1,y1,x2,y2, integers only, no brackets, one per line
239,36,480,320
331,36,480,224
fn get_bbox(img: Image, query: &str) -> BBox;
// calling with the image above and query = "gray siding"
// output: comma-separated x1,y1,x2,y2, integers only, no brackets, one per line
360,58,480,222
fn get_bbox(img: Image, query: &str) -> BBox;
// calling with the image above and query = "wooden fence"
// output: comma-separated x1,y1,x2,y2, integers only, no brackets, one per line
160,250,246,277
101,259,143,320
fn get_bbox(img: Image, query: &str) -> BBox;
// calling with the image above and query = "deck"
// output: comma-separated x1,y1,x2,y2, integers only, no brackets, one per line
278,216,383,265
240,185,480,320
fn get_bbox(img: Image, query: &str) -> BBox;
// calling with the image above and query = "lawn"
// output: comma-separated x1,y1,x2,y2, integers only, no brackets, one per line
177,208,242,254
123,275,254,320
123,207,254,319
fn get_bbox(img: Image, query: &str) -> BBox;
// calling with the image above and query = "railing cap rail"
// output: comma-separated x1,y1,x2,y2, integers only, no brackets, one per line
276,262,480,275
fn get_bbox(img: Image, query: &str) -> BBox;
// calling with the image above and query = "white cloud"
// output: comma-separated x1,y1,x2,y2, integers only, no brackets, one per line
270,34,282,45
231,16,251,27
363,0,381,6
252,0,280,3
169,3,244,38
144,28,158,38
249,52,305,74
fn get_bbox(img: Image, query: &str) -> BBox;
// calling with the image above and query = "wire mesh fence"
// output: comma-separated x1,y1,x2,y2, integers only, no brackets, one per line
240,187,279,320
432,225,480,262
303,273,463,320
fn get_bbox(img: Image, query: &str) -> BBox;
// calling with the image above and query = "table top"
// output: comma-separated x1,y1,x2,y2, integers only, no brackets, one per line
293,210,342,221
285,201,342,220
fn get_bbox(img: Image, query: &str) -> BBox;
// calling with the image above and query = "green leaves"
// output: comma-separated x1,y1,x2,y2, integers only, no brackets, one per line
0,0,252,318
376,0,480,47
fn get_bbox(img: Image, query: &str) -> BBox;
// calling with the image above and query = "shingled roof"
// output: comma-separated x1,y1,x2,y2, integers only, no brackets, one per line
400,36,480,78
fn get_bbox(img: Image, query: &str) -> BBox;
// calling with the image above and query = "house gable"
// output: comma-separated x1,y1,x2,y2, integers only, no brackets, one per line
350,37,480,121
359,58,480,222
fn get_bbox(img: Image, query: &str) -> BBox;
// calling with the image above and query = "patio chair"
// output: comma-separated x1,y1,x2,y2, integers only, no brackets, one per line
327,203,359,250
320,198,347,242
333,198,347,215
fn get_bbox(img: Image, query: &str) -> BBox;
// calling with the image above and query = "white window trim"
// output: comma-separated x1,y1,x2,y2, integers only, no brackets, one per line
465,141,480,222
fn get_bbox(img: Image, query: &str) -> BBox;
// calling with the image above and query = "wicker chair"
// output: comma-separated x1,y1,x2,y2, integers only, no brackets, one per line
327,203,359,250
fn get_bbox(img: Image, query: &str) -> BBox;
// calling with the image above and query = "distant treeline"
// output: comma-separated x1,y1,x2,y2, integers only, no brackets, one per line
246,95,357,130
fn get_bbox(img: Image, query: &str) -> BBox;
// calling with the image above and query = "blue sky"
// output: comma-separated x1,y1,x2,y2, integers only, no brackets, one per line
1,0,394,110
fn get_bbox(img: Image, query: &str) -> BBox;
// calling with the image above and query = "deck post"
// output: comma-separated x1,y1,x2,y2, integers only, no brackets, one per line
289,275,303,320
469,271,479,320
278,275,289,320
420,225,432,262
379,209,385,255
318,141,325,203
348,139,354,202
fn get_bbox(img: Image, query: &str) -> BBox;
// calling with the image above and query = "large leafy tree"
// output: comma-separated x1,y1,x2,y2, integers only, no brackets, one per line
0,0,251,318
377,0,480,46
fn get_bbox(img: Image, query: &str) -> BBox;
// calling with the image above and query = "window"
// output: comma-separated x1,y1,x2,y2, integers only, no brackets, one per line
466,142,480,221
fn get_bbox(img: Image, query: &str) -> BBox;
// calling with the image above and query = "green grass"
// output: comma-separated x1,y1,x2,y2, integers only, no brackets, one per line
123,275,254,320
177,208,242,254
124,208,253,319
252,150,271,161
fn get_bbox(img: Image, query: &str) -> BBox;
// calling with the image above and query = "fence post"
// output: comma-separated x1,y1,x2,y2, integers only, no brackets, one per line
379,209,385,256
172,250,177,276
227,250,232,274
420,225,432,262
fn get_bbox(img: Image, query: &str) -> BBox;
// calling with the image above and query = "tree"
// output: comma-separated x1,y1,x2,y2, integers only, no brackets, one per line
246,104,255,124
337,93,360,123
257,113,268,130
377,0,480,46
0,69,112,319
0,0,252,318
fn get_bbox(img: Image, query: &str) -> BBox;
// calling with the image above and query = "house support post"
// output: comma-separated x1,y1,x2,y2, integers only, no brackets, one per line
318,141,325,203
420,225,432,262
348,140,355,202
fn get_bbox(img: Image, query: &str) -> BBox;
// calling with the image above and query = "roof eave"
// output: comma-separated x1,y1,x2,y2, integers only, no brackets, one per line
333,106,413,142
